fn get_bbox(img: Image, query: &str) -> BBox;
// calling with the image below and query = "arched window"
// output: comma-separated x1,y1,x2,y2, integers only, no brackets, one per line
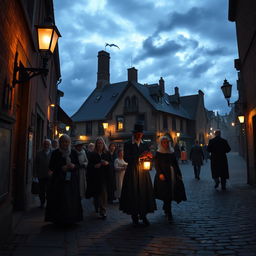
124,97,130,108
132,95,138,108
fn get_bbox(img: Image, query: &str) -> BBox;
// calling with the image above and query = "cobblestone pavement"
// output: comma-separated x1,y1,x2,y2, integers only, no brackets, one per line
1,152,256,256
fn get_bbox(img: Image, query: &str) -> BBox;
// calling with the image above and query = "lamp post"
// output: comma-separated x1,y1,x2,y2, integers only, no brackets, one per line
12,20,61,87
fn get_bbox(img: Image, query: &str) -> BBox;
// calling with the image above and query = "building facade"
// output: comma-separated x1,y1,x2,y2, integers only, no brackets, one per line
0,0,61,239
228,0,256,184
72,51,208,152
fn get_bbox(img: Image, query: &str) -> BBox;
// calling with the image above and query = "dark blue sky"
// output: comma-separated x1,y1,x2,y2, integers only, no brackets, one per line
54,0,238,116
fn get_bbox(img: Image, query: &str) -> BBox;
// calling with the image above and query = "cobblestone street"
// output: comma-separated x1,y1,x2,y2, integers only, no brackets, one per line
1,152,256,256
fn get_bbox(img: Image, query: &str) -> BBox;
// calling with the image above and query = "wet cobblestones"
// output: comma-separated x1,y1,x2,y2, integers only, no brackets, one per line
1,153,256,256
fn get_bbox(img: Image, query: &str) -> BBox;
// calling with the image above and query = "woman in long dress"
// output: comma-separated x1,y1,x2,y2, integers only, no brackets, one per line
45,134,83,225
86,137,110,219
154,136,186,222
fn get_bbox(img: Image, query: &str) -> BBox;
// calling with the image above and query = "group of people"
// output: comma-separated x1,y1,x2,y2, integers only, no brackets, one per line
33,123,187,226
33,122,230,227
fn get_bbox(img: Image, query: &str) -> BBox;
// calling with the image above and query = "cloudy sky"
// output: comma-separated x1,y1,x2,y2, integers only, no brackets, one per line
54,0,238,116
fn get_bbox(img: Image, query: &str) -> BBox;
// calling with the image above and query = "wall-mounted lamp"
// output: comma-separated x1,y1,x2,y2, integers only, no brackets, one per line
65,125,70,131
231,122,235,127
50,104,55,108
176,132,180,137
12,21,61,88
102,122,109,129
238,115,245,124
221,79,232,106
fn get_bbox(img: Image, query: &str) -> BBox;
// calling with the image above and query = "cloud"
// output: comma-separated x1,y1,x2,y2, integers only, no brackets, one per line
54,0,238,116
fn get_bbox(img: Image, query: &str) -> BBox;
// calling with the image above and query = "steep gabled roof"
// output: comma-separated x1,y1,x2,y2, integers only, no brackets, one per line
132,82,191,119
72,81,195,122
72,82,127,122
179,94,199,120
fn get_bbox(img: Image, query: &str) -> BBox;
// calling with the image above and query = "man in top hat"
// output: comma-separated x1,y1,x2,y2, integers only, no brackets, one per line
119,122,156,226
207,130,231,190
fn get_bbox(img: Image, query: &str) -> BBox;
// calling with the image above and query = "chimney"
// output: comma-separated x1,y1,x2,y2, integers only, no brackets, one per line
97,50,110,89
159,77,165,96
127,67,138,83
174,86,179,96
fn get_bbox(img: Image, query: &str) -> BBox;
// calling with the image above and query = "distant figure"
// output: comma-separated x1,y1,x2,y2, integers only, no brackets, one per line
207,130,231,190
202,144,210,163
180,144,187,164
174,143,181,162
119,122,156,226
190,140,204,180
114,148,127,201
52,139,59,150
34,139,52,208
73,141,88,198
45,134,83,225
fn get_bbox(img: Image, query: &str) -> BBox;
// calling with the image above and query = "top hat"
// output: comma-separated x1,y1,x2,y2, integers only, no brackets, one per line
132,122,144,133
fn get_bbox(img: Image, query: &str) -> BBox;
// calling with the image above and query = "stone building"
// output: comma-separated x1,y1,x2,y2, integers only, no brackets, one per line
0,0,61,239
228,0,256,184
72,51,208,152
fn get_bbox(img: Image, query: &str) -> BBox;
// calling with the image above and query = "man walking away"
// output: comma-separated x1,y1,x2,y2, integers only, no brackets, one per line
190,140,204,180
207,130,231,190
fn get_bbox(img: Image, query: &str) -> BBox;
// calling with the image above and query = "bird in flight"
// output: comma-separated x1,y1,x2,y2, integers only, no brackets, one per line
105,43,120,50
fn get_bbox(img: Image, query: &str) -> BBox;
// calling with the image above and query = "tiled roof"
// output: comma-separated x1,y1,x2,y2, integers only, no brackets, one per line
72,81,196,122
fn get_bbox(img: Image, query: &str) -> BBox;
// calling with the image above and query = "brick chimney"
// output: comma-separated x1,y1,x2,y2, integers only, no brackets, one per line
159,77,165,96
127,67,138,83
174,86,179,96
97,50,110,89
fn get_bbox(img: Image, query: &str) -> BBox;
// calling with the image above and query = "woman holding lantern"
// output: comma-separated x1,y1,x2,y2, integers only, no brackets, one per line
154,136,187,223
119,122,156,226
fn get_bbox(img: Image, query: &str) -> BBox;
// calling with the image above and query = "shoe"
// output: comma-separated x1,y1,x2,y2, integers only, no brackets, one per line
197,177,200,180
221,186,226,190
214,183,219,189
142,216,150,226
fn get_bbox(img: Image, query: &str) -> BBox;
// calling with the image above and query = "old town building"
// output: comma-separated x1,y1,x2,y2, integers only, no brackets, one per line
0,0,61,239
228,0,256,184
72,50,208,152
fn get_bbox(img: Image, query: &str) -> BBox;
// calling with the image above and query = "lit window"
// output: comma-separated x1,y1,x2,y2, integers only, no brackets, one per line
116,116,124,131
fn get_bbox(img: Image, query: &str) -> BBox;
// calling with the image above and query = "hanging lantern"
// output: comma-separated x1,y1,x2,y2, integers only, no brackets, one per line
140,157,152,171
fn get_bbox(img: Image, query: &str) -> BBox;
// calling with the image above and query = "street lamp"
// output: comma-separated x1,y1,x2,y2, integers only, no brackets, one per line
12,20,61,87
221,79,232,106
238,115,245,124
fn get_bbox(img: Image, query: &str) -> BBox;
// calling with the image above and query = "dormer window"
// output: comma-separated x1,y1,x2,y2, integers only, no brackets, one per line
95,95,102,102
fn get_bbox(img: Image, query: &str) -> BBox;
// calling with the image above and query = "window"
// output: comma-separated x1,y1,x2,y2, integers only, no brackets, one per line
116,116,124,131
124,97,130,108
131,95,138,110
86,122,92,136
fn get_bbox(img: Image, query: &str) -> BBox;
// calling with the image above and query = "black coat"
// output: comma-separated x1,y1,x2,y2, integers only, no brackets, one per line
154,151,186,203
85,151,110,198
190,145,204,166
119,140,156,215
45,149,83,224
106,151,117,201
207,136,231,179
